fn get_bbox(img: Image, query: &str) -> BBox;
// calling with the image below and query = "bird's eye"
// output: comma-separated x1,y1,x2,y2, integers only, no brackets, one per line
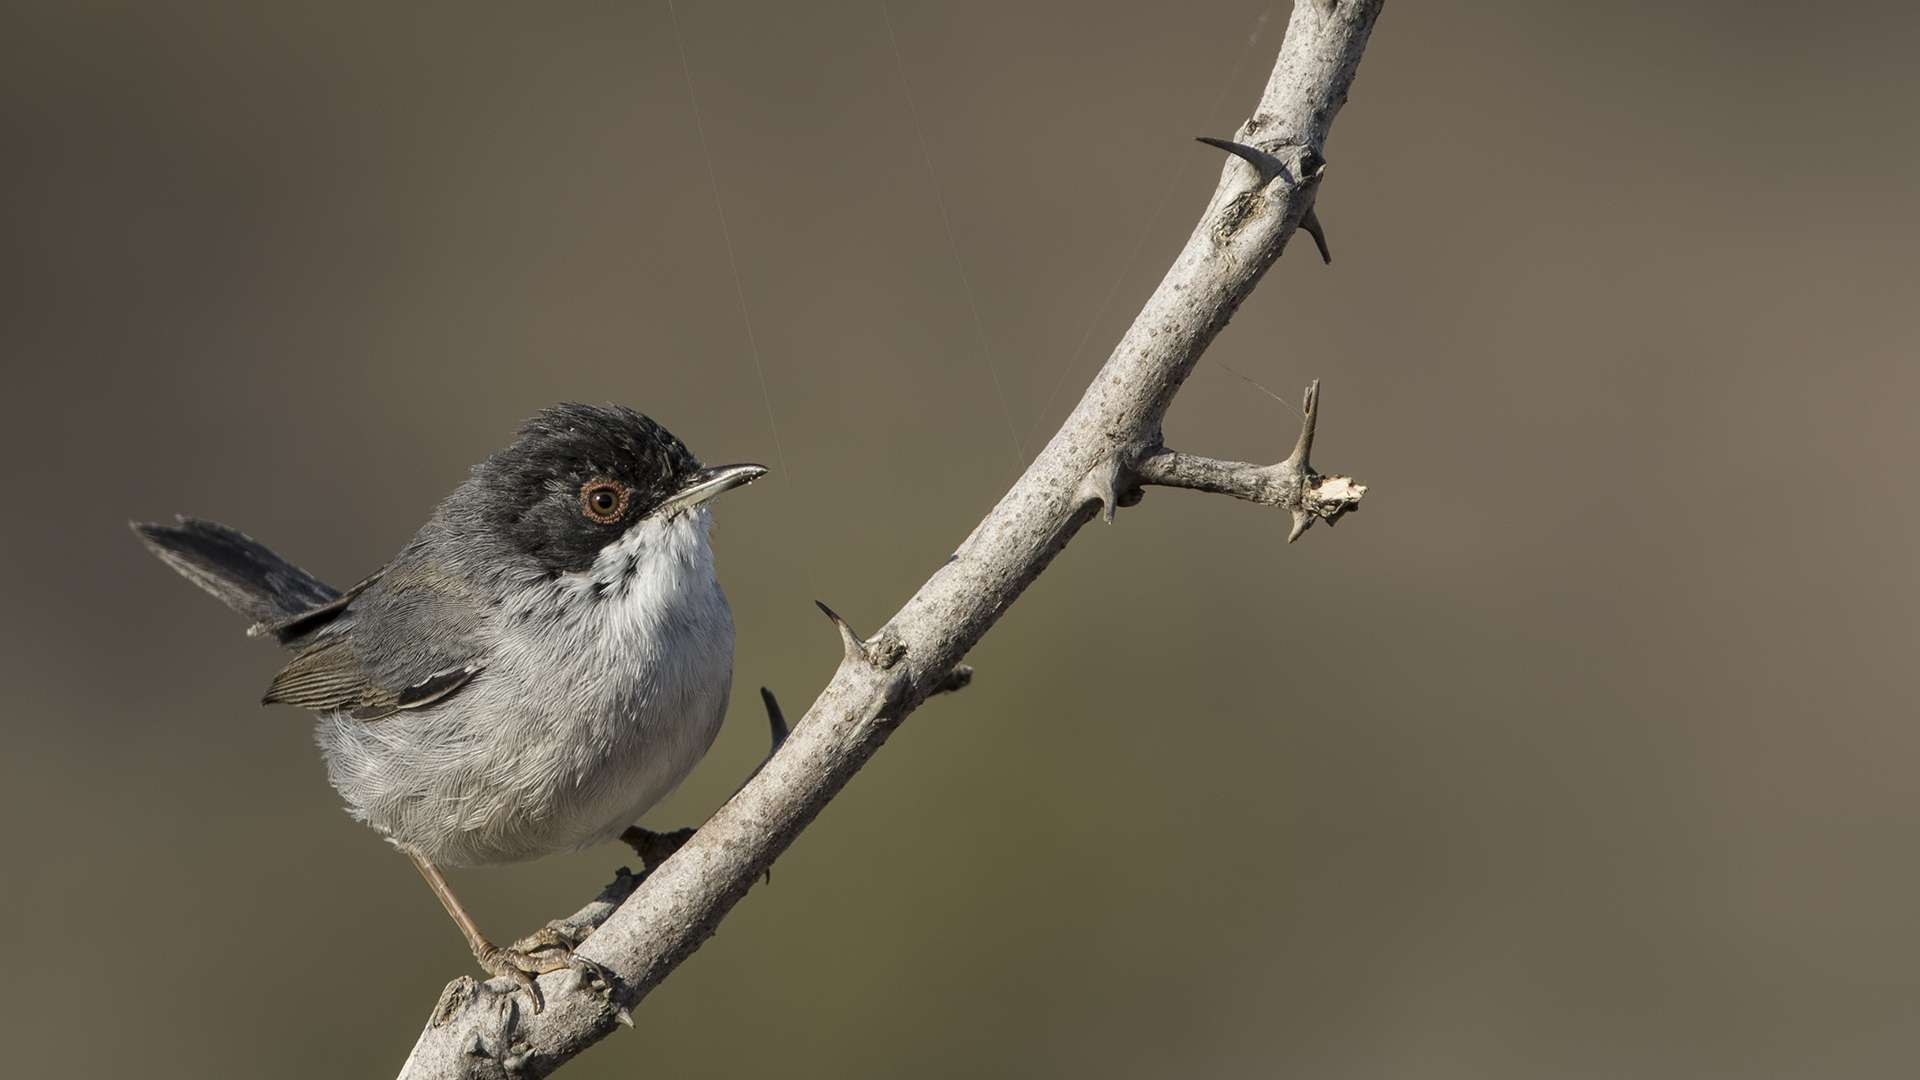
579,480,628,523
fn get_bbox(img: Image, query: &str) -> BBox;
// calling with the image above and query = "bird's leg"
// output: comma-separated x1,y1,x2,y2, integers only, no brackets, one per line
620,825,695,869
404,848,604,1012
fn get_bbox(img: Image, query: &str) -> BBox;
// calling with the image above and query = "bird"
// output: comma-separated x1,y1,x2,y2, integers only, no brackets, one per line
133,403,765,1005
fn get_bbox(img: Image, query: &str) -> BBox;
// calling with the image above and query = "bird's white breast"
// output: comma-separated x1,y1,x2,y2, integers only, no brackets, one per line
316,508,735,867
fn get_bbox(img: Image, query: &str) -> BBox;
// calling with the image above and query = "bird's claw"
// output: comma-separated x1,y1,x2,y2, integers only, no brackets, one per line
477,924,600,1013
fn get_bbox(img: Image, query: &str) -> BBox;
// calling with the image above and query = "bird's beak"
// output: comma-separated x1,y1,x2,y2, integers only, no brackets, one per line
656,463,768,517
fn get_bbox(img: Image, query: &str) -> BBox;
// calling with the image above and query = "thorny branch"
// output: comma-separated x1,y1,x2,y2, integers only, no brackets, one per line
399,2,1383,1075
1137,381,1365,543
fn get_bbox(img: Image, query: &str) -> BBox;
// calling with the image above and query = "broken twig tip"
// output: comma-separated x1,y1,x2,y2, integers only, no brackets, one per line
931,663,974,695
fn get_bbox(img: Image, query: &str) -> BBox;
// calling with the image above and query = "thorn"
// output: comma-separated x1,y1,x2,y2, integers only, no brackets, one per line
814,601,905,669
732,690,791,795
1286,380,1320,470
1301,207,1332,264
814,600,868,663
759,687,790,751
1196,136,1288,185
1076,456,1127,524
1288,509,1315,544
568,955,616,996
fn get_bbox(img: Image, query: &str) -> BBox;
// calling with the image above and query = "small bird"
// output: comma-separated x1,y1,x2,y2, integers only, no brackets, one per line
134,404,765,1003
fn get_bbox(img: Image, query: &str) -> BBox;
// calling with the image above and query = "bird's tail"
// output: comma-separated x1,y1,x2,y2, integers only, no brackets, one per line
131,517,341,629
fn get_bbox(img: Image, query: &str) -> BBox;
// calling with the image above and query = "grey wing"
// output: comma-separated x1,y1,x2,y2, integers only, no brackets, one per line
263,636,482,721
263,562,489,722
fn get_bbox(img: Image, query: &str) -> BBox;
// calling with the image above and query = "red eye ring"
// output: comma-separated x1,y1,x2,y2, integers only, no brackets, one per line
579,480,628,523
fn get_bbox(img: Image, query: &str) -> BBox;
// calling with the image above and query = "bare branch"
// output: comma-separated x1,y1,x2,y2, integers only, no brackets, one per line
398,2,1383,1075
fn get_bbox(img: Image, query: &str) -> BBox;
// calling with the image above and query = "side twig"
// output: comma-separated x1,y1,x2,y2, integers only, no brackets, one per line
1135,381,1366,542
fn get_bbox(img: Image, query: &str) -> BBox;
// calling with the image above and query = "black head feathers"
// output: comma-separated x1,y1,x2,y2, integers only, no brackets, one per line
457,404,704,575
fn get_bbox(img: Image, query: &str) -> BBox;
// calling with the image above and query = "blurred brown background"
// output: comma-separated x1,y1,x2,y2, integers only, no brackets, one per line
4,1,1917,1075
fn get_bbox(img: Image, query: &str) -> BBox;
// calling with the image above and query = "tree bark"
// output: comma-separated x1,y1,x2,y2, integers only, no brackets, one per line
399,2,1383,1074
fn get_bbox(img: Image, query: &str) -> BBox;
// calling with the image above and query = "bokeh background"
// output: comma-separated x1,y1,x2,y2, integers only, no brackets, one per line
4,1,1917,1075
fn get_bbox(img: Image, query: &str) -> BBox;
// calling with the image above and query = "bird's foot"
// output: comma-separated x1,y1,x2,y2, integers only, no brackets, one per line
475,924,613,1012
